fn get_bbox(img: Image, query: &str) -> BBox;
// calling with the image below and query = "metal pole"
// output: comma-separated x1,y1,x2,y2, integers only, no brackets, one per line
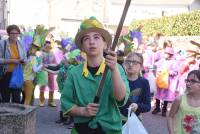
94,0,131,103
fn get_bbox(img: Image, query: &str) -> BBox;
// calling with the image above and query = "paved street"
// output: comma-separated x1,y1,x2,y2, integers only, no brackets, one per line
34,90,169,134
36,104,69,134
143,110,168,134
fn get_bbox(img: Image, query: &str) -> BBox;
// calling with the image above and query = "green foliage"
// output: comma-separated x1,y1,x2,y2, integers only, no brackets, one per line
129,10,200,36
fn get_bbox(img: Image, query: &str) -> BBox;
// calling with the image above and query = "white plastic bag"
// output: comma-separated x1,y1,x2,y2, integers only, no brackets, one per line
145,70,157,93
122,108,148,134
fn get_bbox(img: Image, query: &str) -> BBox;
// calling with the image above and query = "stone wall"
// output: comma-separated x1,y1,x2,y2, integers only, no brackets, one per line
0,103,36,134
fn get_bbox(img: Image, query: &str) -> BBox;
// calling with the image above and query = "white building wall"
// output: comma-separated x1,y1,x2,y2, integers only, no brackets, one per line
0,0,9,29
6,0,200,36
190,0,200,10
48,0,106,37
8,0,49,28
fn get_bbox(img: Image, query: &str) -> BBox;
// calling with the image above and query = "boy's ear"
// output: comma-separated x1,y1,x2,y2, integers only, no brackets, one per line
103,42,108,49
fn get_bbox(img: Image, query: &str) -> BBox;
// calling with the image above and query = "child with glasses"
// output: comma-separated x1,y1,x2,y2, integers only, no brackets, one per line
120,52,151,122
167,70,200,134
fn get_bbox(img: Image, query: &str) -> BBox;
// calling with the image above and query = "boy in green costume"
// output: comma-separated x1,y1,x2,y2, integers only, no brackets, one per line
61,17,130,134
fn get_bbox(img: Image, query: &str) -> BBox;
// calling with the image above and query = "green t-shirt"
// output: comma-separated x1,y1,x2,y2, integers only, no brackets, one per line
61,61,130,133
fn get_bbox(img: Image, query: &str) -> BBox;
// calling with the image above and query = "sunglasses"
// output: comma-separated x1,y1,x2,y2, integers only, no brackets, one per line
185,79,200,84
125,60,141,65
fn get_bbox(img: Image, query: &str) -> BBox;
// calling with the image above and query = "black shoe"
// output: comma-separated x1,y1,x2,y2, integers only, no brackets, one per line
56,111,68,124
161,101,168,117
55,119,64,124
67,124,74,129
152,108,161,114
63,117,73,126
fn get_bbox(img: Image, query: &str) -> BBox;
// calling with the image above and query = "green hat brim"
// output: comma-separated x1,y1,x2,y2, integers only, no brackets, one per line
75,27,112,49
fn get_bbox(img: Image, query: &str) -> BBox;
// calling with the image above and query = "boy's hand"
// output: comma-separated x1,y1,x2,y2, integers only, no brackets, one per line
82,103,99,117
105,50,118,71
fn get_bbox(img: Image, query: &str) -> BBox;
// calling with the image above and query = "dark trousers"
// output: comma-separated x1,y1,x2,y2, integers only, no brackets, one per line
0,72,21,103
74,122,105,134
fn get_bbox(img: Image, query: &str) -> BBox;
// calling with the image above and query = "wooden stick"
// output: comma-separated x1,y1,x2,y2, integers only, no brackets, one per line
94,0,132,103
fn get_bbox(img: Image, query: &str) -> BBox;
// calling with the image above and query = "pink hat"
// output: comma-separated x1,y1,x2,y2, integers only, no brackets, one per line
164,47,174,55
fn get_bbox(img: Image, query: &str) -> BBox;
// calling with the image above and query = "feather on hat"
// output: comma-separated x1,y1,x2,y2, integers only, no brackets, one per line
75,16,112,49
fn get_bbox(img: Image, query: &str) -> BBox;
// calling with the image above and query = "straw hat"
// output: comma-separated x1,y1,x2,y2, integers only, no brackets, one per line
75,17,112,49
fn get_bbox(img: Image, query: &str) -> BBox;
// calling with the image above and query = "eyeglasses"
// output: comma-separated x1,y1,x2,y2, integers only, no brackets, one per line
10,32,20,35
185,79,200,84
125,60,141,65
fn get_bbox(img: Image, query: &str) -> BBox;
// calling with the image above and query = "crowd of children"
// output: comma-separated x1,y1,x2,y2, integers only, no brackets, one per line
0,17,200,134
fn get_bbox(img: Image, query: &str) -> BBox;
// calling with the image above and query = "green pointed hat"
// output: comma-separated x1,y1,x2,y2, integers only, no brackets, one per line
75,16,112,49
33,25,55,49
33,35,42,47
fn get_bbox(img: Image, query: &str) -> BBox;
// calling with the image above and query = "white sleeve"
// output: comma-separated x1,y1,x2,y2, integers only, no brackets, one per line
33,64,43,73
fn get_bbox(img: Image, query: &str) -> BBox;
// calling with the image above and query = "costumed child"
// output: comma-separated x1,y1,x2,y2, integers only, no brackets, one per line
45,38,85,126
143,41,159,97
43,53,73,125
45,34,64,107
152,47,179,117
56,43,85,126
35,46,49,107
176,49,200,96
120,52,151,123
33,25,56,107
167,70,200,134
19,29,35,104
55,54,74,126
23,43,43,105
56,51,84,127
61,17,130,134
